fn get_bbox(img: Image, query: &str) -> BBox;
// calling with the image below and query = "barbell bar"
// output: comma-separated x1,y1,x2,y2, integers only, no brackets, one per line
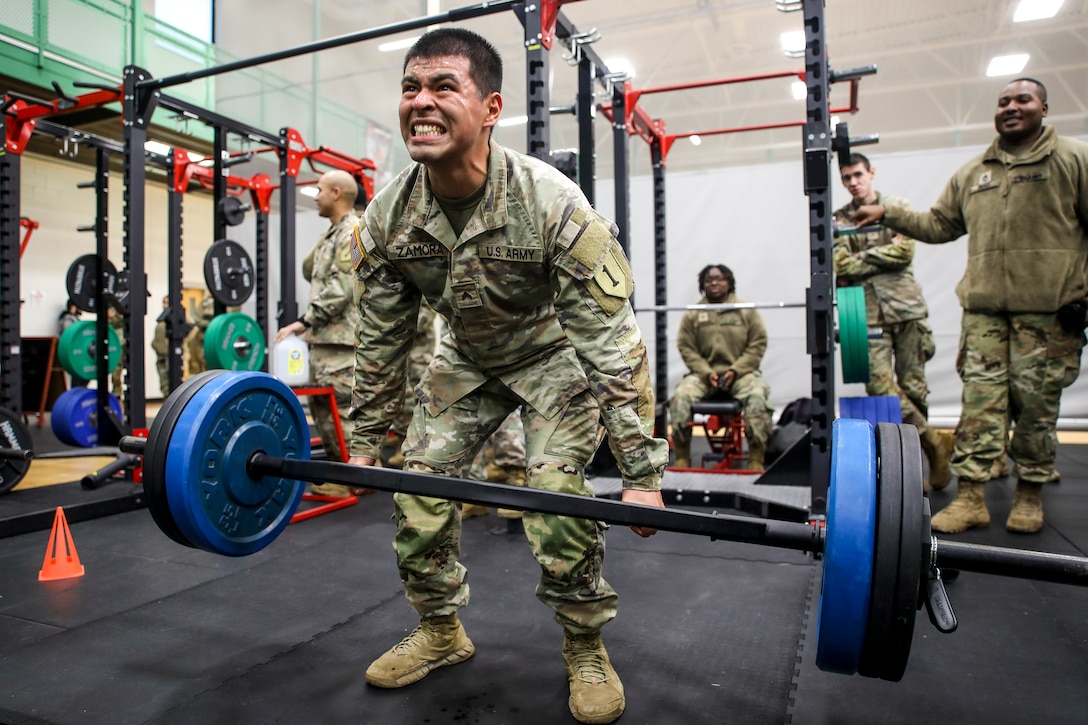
634,285,872,383
117,370,1088,683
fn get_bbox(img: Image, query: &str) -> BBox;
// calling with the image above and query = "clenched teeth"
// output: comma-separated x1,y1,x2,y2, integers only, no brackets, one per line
413,124,445,137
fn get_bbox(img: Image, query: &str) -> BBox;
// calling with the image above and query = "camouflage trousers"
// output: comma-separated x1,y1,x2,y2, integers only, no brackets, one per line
952,311,1084,483
668,370,774,447
308,344,354,462
866,318,935,433
467,408,527,478
155,356,170,398
395,379,617,634
188,331,207,375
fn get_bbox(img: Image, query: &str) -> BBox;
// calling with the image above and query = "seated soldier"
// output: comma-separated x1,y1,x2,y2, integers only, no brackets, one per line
668,264,774,470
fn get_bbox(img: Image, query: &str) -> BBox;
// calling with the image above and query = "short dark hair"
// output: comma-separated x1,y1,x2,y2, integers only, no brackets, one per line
1009,77,1047,104
841,153,871,170
698,264,735,295
405,28,503,98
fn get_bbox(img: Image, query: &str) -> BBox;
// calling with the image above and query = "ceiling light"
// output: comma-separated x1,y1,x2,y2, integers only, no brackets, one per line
378,36,420,53
1013,0,1063,22
604,58,636,79
299,186,319,198
144,140,171,155
689,135,702,146
497,115,528,128
780,30,806,57
791,81,807,100
986,53,1030,77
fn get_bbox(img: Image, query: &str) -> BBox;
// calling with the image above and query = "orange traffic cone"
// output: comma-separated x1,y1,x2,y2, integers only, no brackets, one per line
38,507,85,581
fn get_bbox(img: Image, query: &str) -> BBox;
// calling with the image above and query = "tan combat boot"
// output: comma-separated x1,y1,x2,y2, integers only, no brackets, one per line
488,462,526,520
746,440,766,472
385,432,407,469
365,613,475,688
930,479,990,534
920,428,953,490
672,439,691,469
308,483,354,498
563,631,625,724
1006,481,1044,534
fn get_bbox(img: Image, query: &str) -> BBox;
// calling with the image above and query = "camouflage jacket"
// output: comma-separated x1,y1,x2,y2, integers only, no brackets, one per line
302,212,362,347
833,192,928,325
350,142,667,490
193,294,215,332
676,293,767,379
883,126,1088,313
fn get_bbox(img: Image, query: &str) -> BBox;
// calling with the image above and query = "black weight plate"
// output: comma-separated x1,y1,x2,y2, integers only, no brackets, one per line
857,423,904,678
0,406,33,495
219,196,248,227
65,254,118,313
204,239,254,305
883,423,926,682
144,370,228,548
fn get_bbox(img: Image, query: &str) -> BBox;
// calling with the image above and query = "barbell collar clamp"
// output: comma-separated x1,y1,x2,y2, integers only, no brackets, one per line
0,447,33,462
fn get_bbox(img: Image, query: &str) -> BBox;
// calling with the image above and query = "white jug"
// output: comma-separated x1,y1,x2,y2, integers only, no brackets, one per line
270,333,310,385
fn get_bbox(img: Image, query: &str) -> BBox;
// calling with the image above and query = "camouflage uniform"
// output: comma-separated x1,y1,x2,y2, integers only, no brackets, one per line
669,293,774,459
301,212,362,463
391,300,438,440
350,142,668,633
882,126,1088,487
834,193,936,433
108,309,125,399
151,318,170,398
187,295,215,375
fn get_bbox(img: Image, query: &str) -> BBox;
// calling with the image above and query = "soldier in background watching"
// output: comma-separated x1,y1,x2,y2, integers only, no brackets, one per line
668,264,774,471
833,152,952,489
274,170,363,497
852,77,1088,535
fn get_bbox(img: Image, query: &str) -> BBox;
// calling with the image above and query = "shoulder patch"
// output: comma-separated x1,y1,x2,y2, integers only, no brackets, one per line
586,244,634,316
569,217,612,270
351,225,368,270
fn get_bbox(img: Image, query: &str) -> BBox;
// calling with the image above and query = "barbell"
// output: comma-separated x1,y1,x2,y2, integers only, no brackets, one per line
635,285,872,383
118,370,1088,682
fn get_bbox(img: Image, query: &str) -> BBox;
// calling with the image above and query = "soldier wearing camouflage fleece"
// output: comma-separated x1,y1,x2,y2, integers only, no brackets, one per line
275,170,361,495
854,78,1088,536
346,28,667,725
834,153,952,490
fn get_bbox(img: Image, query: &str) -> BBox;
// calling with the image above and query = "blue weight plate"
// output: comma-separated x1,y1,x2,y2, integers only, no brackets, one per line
164,371,309,556
816,417,878,675
50,388,82,447
55,390,122,448
144,370,229,548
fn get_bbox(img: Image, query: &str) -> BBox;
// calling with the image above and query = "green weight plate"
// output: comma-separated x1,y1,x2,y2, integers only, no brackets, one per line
204,312,266,371
0,406,33,495
816,417,877,675
837,286,870,385
163,371,308,556
857,423,904,678
57,320,121,379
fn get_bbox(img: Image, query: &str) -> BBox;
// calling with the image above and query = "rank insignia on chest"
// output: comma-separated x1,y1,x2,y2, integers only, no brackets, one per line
977,171,991,186
697,311,710,323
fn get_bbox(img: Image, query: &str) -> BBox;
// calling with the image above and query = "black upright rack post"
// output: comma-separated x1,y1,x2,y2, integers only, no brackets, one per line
91,146,118,442
121,65,157,431
278,129,298,330
575,54,596,205
165,157,186,394
524,3,551,163
0,114,23,413
650,140,668,438
800,0,833,515
610,82,630,256
254,203,270,366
